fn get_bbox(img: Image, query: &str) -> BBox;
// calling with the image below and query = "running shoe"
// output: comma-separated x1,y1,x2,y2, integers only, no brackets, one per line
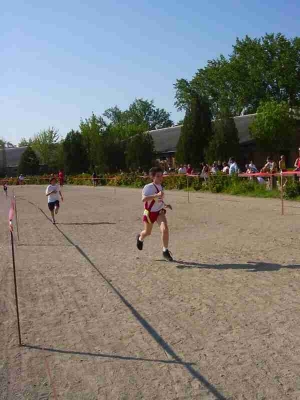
136,234,143,250
163,249,173,262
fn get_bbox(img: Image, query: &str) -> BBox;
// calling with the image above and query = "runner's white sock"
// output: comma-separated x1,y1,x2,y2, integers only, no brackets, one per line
163,247,168,252
139,236,143,242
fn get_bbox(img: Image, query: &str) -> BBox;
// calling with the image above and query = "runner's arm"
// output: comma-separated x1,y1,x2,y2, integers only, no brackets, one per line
46,190,56,196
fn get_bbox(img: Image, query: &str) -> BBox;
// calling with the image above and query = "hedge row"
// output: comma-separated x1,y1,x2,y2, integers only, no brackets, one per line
2,173,300,200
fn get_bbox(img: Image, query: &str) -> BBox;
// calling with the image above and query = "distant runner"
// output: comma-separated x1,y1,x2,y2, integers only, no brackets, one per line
92,171,97,187
136,167,173,261
3,182,8,197
58,170,64,187
18,174,24,185
46,177,64,224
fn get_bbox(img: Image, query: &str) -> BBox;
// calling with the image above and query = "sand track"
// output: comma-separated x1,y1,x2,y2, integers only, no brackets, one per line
1,185,300,399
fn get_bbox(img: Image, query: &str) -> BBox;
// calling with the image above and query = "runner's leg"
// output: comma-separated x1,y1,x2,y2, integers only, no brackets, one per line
140,222,153,241
157,213,173,261
157,213,169,249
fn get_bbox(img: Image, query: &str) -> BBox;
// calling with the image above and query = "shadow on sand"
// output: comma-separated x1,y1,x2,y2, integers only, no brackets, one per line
174,260,300,272
56,222,116,226
22,344,195,366
26,200,228,400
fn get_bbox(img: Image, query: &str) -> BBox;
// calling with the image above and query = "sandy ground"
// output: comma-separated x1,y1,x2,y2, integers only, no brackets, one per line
1,185,300,400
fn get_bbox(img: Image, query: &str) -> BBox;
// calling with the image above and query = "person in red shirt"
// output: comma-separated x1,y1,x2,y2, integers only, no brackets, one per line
58,170,64,187
186,164,193,175
294,148,300,171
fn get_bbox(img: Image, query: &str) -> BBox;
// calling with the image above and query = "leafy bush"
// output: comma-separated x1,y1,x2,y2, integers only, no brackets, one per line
284,179,300,199
5,173,300,201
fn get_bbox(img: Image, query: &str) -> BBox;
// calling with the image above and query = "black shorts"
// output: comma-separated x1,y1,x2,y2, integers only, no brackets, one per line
48,200,59,211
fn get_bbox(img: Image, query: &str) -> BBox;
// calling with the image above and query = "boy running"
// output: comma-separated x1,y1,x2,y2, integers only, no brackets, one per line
136,167,173,261
46,177,63,224
3,182,8,197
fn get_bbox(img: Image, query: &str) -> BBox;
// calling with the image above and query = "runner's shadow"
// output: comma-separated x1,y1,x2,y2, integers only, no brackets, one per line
28,200,228,400
56,222,116,226
174,260,300,272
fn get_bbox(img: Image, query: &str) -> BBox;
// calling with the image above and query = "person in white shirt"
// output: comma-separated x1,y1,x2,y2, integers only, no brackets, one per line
229,158,239,175
249,161,257,171
178,165,187,174
18,174,24,185
222,162,229,174
136,167,173,261
211,162,219,174
45,177,64,224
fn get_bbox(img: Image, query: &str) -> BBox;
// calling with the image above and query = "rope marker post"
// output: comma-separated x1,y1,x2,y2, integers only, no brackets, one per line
186,175,190,204
9,201,22,346
281,172,284,216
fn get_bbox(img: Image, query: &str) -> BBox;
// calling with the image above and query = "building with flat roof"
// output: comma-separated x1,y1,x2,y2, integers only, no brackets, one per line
148,114,300,169
0,146,27,176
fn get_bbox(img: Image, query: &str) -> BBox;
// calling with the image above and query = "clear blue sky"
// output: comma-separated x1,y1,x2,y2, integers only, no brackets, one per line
1,0,299,144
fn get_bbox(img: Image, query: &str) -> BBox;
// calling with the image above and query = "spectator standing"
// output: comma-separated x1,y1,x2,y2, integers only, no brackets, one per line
249,161,257,171
186,164,193,174
261,156,277,189
279,155,287,172
92,171,97,187
229,158,239,175
211,162,219,174
201,164,209,180
261,157,277,173
217,160,223,172
178,165,187,174
222,162,229,174
248,163,258,173
294,148,300,171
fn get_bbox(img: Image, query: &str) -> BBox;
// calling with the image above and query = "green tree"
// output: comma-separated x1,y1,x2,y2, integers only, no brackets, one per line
205,114,240,163
249,100,296,152
104,137,126,172
175,33,300,117
31,127,59,166
106,121,147,140
63,130,89,174
18,146,39,175
104,99,173,136
18,138,31,147
127,99,173,130
51,141,65,171
176,95,213,165
126,133,154,171
79,113,106,172
0,139,6,176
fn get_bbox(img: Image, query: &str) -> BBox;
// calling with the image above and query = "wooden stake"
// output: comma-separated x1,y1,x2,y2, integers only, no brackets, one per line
187,175,190,203
281,172,284,216
14,196,20,241
10,231,22,346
